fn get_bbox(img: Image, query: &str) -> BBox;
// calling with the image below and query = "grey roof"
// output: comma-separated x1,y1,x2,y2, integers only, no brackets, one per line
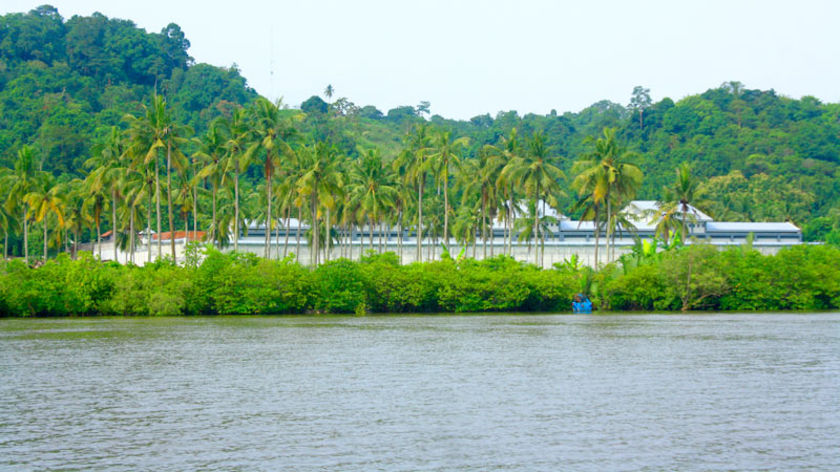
626,200,714,222
706,222,800,233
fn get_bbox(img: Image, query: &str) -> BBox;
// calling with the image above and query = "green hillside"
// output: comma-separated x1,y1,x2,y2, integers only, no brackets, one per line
1,6,839,261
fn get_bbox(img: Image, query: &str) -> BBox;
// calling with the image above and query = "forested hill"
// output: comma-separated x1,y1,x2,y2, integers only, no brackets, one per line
0,5,258,173
2,6,840,232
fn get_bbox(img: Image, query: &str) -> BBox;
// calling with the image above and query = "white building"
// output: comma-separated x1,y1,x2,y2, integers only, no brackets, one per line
232,200,802,267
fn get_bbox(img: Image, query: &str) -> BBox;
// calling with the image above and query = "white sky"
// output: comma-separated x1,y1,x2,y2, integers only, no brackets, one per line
4,0,840,119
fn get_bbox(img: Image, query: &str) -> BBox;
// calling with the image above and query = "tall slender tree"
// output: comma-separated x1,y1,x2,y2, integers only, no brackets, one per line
430,130,468,252
4,146,41,264
394,123,433,262
247,98,297,259
296,142,343,265
501,132,564,266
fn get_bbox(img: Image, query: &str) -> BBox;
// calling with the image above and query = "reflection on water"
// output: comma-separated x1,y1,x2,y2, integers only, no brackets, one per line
1,314,839,471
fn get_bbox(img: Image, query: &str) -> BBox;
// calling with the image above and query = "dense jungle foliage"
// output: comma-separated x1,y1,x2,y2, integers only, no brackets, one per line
1,6,840,263
1,243,839,317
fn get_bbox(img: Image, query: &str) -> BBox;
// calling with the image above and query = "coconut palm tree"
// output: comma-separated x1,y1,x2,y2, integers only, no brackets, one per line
655,162,709,243
490,128,523,256
349,148,398,255
64,179,87,259
84,126,125,262
572,127,641,265
430,130,468,252
82,168,110,260
501,132,565,266
221,108,251,252
461,145,505,259
195,119,228,247
4,145,41,264
394,123,433,262
247,98,297,259
124,95,191,261
24,174,65,262
0,169,17,259
296,142,343,265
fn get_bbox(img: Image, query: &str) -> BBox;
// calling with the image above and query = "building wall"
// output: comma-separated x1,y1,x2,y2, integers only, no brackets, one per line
230,238,797,268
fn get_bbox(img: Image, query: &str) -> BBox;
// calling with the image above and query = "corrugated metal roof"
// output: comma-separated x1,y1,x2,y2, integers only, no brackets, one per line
706,222,800,233
625,200,713,222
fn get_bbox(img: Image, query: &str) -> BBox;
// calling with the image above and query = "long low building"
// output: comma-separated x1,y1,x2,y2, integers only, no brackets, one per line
232,200,802,267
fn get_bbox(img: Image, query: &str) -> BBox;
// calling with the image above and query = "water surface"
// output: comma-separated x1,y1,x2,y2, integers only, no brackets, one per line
1,314,839,471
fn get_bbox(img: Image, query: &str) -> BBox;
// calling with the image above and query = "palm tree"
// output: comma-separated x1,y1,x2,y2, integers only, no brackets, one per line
221,108,250,252
394,123,433,262
572,127,641,265
655,162,709,243
82,168,111,260
462,145,505,259
196,119,228,248
501,132,565,266
64,179,87,259
296,142,343,265
25,174,65,262
349,148,398,255
0,168,17,259
119,170,148,264
4,145,41,264
124,95,191,262
84,126,125,262
247,98,297,259
490,128,523,256
430,130,468,252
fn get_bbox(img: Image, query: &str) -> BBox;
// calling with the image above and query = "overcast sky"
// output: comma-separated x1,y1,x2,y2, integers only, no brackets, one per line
4,0,840,119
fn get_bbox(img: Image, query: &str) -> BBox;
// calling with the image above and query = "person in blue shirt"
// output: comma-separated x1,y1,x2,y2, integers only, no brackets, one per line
581,296,592,313
573,294,593,313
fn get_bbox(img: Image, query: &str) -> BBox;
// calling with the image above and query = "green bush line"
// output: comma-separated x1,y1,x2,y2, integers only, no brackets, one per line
1,244,839,317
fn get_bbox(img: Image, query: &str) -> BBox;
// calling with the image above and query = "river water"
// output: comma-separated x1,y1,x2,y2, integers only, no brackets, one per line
1,314,838,471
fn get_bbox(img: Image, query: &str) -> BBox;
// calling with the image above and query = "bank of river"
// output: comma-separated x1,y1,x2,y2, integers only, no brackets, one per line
1,314,838,471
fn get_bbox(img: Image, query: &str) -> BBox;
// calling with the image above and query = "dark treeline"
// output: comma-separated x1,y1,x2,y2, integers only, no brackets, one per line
2,242,839,317
2,6,840,266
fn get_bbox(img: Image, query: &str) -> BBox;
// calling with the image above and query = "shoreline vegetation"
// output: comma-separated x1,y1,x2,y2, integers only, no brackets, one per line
1,242,838,317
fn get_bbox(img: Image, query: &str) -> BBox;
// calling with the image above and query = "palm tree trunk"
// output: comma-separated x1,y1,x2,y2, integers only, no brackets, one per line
606,198,612,263
112,191,118,263
369,217,374,254
23,208,28,264
167,143,176,261
96,219,101,261
211,184,217,247
443,168,449,251
155,157,161,259
482,191,487,260
273,217,279,259
417,177,423,263
296,206,302,263
398,212,403,263
265,158,272,260
594,208,600,268
233,162,239,252
283,207,290,258
310,192,318,266
325,207,331,262
147,188,153,263
533,188,539,266
43,219,48,262
129,207,135,264
193,184,198,245
490,209,495,258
